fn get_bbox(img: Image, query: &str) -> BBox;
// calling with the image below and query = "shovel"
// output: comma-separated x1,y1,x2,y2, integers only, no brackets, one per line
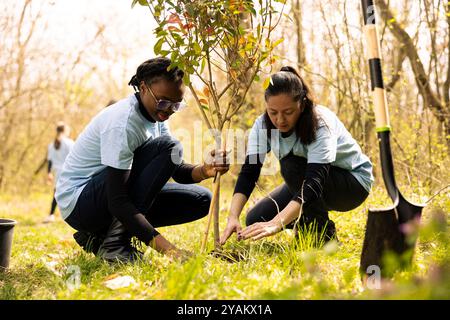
359,0,425,276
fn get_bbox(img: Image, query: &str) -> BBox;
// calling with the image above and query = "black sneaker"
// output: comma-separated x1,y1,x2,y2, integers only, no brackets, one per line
98,243,144,264
73,231,104,255
96,218,143,264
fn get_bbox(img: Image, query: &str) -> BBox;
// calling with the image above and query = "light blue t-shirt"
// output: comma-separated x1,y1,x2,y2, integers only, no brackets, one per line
55,94,171,220
247,105,374,192
47,137,74,182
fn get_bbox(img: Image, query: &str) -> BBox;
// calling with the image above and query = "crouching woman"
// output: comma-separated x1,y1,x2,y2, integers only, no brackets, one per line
221,66,373,245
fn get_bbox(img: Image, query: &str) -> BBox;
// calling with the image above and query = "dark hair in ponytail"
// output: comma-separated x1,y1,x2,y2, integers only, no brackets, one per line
264,66,318,144
128,57,184,92
54,122,67,150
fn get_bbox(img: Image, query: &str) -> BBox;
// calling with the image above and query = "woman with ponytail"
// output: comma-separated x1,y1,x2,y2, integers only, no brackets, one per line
44,122,74,223
220,66,373,245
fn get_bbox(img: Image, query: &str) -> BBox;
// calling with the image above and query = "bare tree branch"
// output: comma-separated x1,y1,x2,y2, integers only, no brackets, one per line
386,46,406,92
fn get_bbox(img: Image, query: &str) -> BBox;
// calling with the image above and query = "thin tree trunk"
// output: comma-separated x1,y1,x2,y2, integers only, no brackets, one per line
443,1,450,108
292,0,306,67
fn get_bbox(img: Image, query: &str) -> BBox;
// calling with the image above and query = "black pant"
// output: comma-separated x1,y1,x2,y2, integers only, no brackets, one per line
50,189,57,215
246,153,369,232
65,136,212,236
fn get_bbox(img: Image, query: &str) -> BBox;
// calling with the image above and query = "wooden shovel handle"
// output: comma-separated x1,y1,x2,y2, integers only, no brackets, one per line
361,0,391,132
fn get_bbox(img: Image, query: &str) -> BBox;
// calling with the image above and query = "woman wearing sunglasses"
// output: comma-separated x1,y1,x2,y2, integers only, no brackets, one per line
220,66,373,246
56,57,229,263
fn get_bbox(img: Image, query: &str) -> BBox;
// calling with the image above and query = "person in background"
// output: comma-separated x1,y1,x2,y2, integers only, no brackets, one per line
36,122,74,223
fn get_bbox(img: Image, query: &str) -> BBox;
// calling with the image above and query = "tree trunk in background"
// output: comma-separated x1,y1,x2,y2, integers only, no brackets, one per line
292,0,307,68
444,1,450,133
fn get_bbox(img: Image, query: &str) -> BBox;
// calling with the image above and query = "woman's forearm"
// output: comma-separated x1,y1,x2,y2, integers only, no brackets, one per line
229,193,248,219
191,164,208,182
149,234,177,254
273,201,302,227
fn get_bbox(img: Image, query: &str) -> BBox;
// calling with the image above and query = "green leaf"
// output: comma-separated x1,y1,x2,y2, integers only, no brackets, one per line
168,61,179,71
260,51,269,61
131,0,148,8
184,65,194,74
201,104,209,110
171,51,178,63
272,37,284,48
183,73,191,86
193,42,202,55
154,38,165,55
159,50,170,57
244,2,257,16
200,56,206,74
173,33,184,45
156,30,168,37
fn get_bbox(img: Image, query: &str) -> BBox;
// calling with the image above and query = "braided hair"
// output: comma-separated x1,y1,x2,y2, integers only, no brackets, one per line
128,57,184,91
264,66,318,145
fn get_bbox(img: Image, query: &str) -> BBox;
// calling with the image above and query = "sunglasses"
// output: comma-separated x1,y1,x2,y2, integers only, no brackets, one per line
146,85,187,112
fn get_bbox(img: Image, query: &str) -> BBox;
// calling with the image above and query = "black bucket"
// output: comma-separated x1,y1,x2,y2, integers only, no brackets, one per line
0,218,17,270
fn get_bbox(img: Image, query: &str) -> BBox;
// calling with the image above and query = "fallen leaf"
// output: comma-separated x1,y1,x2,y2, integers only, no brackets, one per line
104,275,137,290
104,273,120,281
44,260,63,277
46,253,65,260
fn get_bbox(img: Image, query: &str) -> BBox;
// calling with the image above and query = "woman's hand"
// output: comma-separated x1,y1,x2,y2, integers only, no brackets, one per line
238,201,302,241
47,172,54,185
151,234,193,262
238,220,283,241
202,149,230,178
220,216,242,245
166,248,194,263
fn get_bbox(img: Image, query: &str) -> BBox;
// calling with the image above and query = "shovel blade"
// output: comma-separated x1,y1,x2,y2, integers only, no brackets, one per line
397,192,424,225
360,203,422,277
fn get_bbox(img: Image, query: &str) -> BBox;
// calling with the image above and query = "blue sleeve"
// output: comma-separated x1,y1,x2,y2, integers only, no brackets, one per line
100,127,134,170
306,125,336,164
246,116,271,156
160,122,171,137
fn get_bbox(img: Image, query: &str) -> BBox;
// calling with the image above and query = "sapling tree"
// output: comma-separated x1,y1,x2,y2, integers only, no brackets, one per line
132,0,286,251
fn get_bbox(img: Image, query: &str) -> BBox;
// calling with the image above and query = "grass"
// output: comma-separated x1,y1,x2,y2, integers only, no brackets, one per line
0,187,449,300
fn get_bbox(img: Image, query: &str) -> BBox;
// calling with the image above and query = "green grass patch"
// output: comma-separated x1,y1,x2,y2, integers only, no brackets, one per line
0,189,448,300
